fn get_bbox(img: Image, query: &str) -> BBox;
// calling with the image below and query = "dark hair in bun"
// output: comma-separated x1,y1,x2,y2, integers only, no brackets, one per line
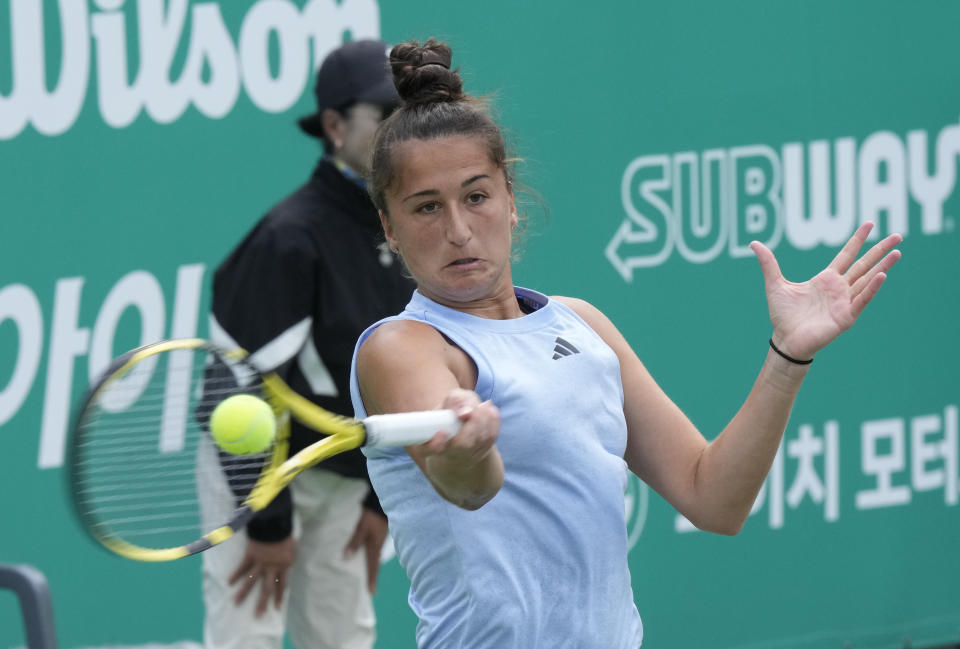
369,38,511,213
389,40,464,106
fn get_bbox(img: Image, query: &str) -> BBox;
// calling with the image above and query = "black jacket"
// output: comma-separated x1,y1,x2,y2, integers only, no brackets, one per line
209,157,416,541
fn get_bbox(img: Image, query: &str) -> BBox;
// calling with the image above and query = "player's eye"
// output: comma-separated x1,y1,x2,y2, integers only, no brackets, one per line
416,201,441,214
466,192,487,205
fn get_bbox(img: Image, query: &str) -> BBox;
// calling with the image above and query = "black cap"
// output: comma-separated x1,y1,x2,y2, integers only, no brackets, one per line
298,39,398,139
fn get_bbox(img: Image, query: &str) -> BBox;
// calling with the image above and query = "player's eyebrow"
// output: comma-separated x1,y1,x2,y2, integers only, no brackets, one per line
402,175,490,202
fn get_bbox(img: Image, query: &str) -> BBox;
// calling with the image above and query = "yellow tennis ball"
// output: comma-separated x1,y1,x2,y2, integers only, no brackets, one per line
209,394,276,455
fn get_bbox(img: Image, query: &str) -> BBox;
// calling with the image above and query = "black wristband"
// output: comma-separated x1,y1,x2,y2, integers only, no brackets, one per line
769,338,813,365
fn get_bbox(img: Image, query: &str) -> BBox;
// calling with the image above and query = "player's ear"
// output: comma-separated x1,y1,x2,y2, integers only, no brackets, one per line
507,183,518,232
379,210,398,252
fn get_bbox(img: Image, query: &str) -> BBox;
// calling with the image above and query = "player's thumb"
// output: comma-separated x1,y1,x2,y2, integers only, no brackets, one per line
749,240,783,287
442,388,481,419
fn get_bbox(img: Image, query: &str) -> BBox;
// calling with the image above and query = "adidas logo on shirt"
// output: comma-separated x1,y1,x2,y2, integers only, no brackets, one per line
552,337,580,360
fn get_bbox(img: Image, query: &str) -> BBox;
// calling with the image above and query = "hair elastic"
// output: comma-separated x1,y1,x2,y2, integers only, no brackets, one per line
418,54,449,69
769,339,813,365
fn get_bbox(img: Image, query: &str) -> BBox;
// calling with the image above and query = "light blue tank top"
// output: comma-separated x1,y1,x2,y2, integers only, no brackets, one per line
350,287,643,649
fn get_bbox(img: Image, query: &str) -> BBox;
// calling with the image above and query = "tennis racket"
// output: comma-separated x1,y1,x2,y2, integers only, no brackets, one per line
68,338,460,562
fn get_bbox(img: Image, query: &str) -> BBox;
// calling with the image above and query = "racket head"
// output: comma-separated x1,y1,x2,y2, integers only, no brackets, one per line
68,339,287,561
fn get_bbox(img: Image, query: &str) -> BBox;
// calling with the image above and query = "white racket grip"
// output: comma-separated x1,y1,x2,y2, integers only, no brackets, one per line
362,409,461,448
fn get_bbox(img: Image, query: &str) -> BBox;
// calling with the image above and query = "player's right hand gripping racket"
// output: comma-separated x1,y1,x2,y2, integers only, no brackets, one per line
68,338,460,562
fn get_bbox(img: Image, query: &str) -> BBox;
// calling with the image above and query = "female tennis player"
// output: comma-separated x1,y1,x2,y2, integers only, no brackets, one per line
348,39,902,649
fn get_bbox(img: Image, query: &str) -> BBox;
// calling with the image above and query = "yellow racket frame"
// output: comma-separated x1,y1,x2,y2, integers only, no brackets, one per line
74,338,368,562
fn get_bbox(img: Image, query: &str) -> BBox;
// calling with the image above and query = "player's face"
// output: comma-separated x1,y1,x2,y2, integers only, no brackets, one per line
334,102,389,177
381,135,518,310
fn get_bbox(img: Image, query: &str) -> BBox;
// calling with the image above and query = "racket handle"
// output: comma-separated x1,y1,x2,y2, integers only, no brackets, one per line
362,409,461,448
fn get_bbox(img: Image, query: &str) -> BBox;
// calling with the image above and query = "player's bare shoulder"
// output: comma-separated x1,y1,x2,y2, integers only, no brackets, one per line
357,319,478,399
551,295,626,349
552,295,606,324
358,319,447,368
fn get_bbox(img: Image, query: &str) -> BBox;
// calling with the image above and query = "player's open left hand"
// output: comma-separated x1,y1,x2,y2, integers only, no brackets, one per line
750,221,902,361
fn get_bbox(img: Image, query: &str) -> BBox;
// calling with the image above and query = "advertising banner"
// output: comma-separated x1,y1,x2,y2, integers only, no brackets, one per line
2,2,958,647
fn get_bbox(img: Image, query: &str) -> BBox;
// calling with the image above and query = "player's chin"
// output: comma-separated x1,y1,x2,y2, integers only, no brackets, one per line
432,272,492,297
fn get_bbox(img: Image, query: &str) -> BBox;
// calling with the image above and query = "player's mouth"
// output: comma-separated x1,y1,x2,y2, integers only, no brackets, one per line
447,257,482,268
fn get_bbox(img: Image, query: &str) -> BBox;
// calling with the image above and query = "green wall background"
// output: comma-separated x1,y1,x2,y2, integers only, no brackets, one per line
2,1,959,648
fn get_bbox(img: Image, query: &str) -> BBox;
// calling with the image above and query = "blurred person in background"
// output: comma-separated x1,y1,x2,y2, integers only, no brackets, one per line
198,39,415,649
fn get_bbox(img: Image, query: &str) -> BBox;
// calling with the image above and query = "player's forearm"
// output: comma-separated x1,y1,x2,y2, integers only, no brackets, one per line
692,349,810,534
425,448,504,510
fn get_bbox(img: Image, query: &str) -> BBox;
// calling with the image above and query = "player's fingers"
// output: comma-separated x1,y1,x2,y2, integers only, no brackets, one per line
423,428,458,454
850,249,901,297
851,272,887,319
445,401,491,440
844,233,902,284
476,400,500,440
442,388,481,417
441,403,499,466
828,221,874,273
420,398,499,458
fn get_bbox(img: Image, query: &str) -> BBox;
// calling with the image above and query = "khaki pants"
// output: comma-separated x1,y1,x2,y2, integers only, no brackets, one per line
197,439,375,649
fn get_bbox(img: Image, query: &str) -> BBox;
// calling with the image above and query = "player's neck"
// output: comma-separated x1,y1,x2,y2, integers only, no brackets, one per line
420,281,525,321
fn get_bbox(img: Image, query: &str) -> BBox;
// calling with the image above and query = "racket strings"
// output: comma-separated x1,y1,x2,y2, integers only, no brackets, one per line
73,346,273,550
